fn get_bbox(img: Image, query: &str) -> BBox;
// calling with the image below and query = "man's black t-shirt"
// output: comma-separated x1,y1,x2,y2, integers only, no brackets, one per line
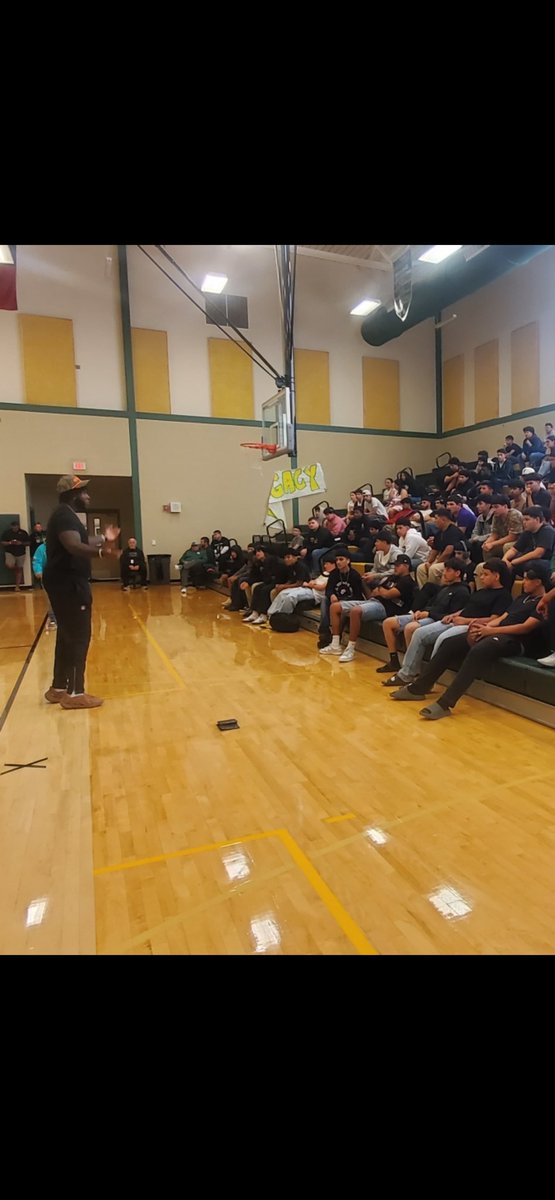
376,574,416,616
44,504,90,581
1,526,29,557
498,593,547,658
326,568,364,601
460,588,512,618
513,525,555,559
432,524,467,555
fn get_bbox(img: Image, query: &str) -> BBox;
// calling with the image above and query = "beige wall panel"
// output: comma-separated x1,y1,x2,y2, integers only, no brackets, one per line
208,338,254,420
443,355,465,432
511,321,539,414
294,349,330,424
0,409,131,585
131,327,171,414
474,339,499,424
19,314,76,407
362,357,400,430
436,404,555,461
137,420,438,559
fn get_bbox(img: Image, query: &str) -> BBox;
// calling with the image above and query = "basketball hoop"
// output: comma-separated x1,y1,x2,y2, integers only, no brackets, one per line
240,442,278,453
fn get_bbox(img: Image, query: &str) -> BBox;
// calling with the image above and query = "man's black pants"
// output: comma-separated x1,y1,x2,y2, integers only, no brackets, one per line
122,566,147,587
411,633,523,710
44,579,92,694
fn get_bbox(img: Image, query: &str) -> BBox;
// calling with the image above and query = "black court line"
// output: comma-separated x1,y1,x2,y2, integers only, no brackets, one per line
0,614,47,735
0,757,48,777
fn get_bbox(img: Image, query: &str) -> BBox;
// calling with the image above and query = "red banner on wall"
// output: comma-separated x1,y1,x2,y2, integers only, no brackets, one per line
0,245,17,310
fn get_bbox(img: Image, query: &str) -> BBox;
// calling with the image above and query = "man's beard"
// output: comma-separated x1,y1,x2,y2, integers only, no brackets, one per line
73,492,88,512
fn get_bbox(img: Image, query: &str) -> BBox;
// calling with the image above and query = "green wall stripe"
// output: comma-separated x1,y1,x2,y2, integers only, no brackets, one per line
117,245,143,545
0,401,127,417
2,401,553,442
435,315,443,436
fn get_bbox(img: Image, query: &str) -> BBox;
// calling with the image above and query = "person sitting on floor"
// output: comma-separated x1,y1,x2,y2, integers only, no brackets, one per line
120,538,148,591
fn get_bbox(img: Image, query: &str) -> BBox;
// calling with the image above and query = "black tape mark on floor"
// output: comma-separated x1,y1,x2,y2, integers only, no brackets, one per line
1,757,48,777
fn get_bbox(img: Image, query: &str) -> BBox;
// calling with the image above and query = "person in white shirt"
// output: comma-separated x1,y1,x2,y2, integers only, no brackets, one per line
362,488,388,520
364,530,401,584
395,518,430,569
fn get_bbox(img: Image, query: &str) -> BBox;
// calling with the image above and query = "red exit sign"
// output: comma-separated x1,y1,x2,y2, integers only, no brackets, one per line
72,461,87,471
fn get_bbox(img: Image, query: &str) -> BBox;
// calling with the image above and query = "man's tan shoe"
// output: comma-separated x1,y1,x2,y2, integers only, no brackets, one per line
59,693,104,710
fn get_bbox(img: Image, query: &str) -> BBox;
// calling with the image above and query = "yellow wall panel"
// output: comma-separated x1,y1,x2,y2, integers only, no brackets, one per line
131,327,171,414
19,314,76,407
294,348,330,424
208,338,254,420
511,321,539,413
443,355,465,431
362,357,400,430
474,339,499,424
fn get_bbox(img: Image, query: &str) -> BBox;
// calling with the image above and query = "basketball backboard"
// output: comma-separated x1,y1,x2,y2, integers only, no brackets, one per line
260,387,295,460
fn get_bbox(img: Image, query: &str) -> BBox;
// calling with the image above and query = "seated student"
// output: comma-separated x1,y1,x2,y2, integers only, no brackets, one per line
391,564,549,720
378,558,469,678
225,547,254,611
364,529,401,584
187,537,215,587
251,547,311,625
361,488,388,520
241,547,289,625
524,475,552,516
446,495,477,538
315,556,344,648
219,545,247,605
121,537,148,590
503,506,555,577
318,549,365,654
325,555,415,663
491,449,517,487
473,495,523,585
469,498,494,563
395,517,430,569
388,559,511,690
176,540,206,590
537,582,555,667
268,551,329,619
538,435,555,477
31,540,57,630
416,509,467,588
322,507,347,537
504,434,522,459
305,516,335,573
521,425,545,468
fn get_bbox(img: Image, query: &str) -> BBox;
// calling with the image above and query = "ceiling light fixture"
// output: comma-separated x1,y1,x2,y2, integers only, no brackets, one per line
0,245,14,265
201,273,228,293
418,245,462,264
350,298,380,316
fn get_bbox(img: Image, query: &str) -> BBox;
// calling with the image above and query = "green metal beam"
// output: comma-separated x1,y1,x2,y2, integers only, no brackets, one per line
117,245,143,544
435,313,443,437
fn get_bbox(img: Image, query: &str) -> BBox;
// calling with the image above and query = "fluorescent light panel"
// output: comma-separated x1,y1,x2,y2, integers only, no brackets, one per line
418,245,462,264
350,298,380,316
201,273,228,293
0,245,14,265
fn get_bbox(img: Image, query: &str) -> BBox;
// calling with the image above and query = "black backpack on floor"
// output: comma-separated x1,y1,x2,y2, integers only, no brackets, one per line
270,613,300,633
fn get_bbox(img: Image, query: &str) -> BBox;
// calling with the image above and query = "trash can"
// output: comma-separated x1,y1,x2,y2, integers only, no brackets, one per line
148,554,172,584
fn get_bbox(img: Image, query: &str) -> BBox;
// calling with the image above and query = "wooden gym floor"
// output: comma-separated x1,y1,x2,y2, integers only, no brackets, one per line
0,583,554,956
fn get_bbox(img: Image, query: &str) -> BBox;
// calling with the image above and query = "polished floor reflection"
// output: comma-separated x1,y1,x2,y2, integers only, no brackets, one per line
1,583,555,955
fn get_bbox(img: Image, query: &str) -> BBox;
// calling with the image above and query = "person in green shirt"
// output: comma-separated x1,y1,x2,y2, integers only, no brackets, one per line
176,542,207,592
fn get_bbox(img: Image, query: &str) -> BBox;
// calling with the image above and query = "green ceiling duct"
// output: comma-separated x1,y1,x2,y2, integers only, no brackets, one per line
361,245,552,346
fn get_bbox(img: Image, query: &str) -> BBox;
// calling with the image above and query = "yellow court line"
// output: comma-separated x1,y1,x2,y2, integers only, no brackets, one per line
129,605,185,689
94,829,280,875
94,825,377,956
324,812,356,824
276,829,378,956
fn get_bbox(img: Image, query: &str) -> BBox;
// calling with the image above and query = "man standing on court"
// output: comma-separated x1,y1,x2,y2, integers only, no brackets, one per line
43,475,120,709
